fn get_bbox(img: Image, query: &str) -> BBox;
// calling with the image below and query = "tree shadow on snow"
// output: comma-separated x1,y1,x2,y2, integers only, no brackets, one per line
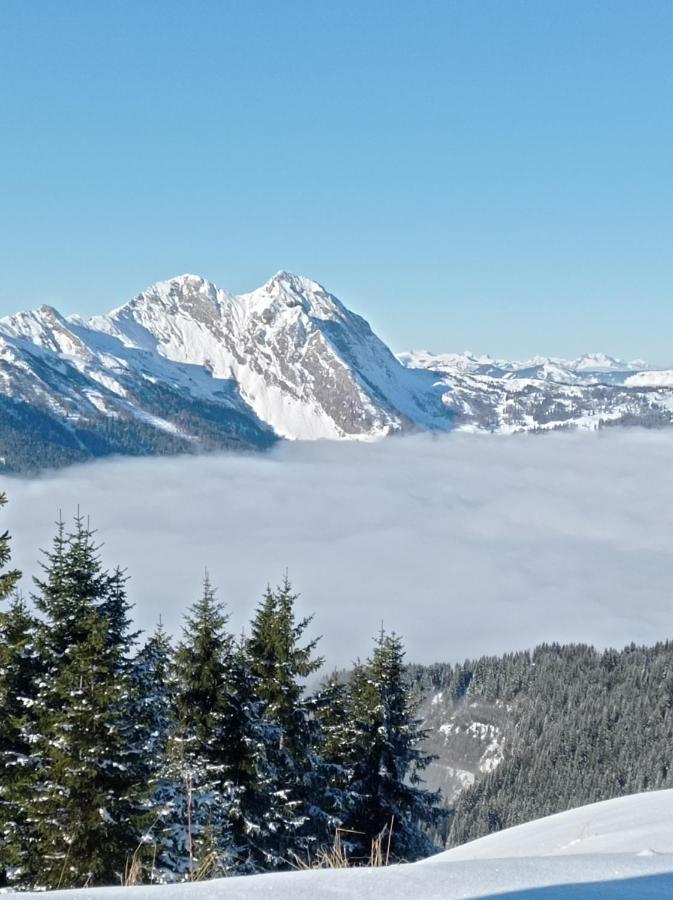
478,872,673,899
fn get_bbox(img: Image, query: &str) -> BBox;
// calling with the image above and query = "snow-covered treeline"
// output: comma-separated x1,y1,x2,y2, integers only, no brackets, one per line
0,493,445,890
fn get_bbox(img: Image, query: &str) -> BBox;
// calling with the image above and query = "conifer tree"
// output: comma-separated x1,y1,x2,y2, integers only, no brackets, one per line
127,623,181,882
0,595,40,887
310,673,364,855
22,514,145,889
345,631,445,862
165,575,239,879
247,577,322,742
132,622,174,783
0,494,37,887
156,577,303,877
246,576,337,862
0,493,20,602
313,673,354,772
102,566,139,655
219,640,300,872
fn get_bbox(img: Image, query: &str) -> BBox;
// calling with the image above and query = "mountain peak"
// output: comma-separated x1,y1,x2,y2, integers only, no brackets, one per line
573,352,623,371
37,303,62,319
144,272,214,297
105,273,224,322
247,271,348,323
164,273,210,288
261,270,327,296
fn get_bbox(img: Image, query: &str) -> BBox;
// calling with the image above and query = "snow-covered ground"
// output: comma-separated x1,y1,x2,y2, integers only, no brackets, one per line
438,789,673,861
15,790,673,898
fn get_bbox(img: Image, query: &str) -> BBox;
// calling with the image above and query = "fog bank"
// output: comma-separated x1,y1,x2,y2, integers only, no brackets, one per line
4,431,673,667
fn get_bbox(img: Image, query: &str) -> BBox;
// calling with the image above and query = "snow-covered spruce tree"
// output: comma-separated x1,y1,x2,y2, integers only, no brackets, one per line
0,494,20,602
166,607,303,876
101,565,140,656
309,673,365,857
245,576,340,864
22,515,146,889
0,595,41,887
0,493,37,888
125,622,178,882
163,574,241,879
344,631,446,862
218,639,301,873
246,577,324,754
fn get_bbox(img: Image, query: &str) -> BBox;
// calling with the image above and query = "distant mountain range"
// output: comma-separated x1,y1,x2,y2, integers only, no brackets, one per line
1,272,672,471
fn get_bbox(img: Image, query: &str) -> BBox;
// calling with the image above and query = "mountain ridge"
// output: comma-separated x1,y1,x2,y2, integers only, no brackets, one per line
1,272,673,471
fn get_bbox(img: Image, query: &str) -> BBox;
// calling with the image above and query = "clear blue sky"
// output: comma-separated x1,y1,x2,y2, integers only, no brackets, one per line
1,0,671,361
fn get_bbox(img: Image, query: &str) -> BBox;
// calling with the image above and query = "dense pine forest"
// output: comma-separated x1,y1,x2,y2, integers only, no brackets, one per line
0,389,276,475
410,643,673,846
0,492,444,890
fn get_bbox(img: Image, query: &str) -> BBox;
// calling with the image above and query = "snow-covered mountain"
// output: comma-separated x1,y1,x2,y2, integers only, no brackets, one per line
398,348,649,382
0,273,450,471
1,272,673,471
19,790,673,898
399,348,673,433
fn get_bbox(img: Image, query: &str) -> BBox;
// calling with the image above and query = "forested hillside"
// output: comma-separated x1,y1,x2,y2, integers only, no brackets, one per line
410,642,673,845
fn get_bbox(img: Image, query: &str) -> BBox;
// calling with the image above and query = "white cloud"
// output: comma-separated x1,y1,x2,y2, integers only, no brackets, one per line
3,430,673,668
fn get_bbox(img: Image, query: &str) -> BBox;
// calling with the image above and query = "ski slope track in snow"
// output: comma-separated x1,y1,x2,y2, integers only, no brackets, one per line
14,790,673,898
2,272,673,470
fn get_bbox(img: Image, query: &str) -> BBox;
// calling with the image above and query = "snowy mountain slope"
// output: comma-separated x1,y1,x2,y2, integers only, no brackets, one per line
399,349,673,433
0,307,277,471
0,273,452,471
625,370,673,388
17,791,673,898
2,273,673,471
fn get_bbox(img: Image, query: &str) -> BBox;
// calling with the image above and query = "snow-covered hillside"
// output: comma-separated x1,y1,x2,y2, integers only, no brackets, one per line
17,790,673,898
399,348,673,434
2,272,673,471
416,690,507,802
439,789,673,861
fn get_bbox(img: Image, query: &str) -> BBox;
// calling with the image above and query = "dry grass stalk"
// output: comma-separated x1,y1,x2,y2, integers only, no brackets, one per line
190,849,220,881
122,850,144,887
290,819,395,870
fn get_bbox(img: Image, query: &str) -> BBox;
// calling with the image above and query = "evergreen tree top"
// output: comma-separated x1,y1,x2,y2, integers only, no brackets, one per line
180,572,231,645
174,573,236,747
31,513,134,661
0,493,21,602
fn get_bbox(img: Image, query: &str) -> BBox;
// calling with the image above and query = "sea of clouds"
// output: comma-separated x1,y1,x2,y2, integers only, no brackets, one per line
3,430,673,668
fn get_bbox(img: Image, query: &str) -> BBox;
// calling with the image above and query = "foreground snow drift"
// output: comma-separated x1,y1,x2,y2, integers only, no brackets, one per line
17,856,673,899
438,789,673,861
15,790,673,898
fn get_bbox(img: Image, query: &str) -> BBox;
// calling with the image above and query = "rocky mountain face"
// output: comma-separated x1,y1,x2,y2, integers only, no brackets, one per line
416,690,507,804
1,272,672,471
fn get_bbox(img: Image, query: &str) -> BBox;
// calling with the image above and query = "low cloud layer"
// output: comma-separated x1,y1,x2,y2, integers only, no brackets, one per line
3,431,673,668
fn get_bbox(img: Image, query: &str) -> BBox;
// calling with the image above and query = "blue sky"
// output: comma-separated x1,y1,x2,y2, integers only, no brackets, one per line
1,0,671,361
